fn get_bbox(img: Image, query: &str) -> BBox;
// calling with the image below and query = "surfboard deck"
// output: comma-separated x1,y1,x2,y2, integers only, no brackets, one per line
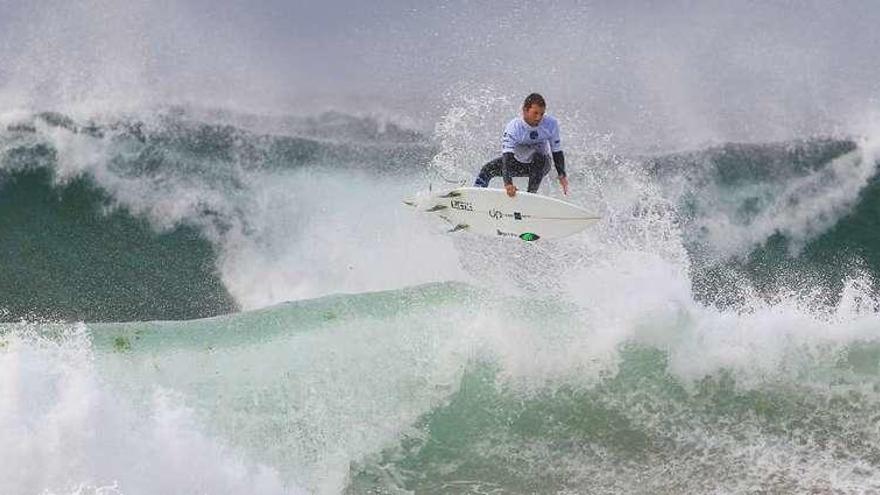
404,187,599,241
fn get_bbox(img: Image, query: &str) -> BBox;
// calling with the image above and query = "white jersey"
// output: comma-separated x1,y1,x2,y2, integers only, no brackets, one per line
501,115,562,163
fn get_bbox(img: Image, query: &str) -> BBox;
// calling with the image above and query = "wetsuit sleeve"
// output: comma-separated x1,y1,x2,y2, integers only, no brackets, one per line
502,152,515,185
549,118,563,153
501,119,519,185
552,151,566,177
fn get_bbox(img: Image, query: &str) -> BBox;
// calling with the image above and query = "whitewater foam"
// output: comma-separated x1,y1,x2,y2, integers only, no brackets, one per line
0,324,296,495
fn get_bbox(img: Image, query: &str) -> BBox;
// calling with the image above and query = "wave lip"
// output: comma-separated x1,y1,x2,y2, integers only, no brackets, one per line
0,108,440,322
647,137,880,306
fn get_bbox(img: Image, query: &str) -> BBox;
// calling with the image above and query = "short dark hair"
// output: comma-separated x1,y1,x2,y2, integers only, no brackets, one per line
523,93,546,110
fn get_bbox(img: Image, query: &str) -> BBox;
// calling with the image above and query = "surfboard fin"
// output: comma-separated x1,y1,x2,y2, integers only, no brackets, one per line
448,223,469,233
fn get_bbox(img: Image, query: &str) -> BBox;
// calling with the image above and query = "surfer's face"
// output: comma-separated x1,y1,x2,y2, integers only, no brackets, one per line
522,104,545,127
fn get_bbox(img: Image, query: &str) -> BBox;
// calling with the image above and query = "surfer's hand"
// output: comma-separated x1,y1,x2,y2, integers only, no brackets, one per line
505,183,517,197
559,176,569,196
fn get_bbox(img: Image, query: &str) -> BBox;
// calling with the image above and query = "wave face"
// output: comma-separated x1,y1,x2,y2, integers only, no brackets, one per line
0,166,236,321
648,138,880,306
0,109,437,321
3,106,880,494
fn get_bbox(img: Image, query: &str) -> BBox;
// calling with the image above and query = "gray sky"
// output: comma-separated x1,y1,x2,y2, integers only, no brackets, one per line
1,0,879,149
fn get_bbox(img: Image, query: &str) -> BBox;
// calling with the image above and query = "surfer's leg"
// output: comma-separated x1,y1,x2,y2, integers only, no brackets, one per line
474,156,504,187
527,154,551,193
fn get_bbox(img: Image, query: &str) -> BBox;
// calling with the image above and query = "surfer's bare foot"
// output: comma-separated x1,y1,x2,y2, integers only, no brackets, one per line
505,184,517,197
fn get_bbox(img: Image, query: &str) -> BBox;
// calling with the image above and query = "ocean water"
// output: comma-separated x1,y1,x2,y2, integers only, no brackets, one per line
4,1,880,492
3,106,880,495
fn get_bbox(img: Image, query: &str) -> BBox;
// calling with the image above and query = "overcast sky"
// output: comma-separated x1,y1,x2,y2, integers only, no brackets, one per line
1,0,878,149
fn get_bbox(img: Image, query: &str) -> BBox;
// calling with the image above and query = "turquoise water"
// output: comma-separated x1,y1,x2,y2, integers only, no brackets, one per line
2,109,880,494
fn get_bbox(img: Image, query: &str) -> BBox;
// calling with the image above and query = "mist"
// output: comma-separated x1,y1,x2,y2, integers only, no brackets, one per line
1,0,878,149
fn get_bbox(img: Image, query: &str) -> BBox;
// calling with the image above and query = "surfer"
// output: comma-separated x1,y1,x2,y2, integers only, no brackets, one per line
474,93,569,197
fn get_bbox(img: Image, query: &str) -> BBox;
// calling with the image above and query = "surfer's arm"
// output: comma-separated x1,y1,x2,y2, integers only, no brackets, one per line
549,118,564,177
552,150,565,177
501,152,515,185
500,121,519,186
500,120,521,196
552,148,569,195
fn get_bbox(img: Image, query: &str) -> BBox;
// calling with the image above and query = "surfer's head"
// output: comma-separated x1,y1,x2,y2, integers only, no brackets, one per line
522,93,546,127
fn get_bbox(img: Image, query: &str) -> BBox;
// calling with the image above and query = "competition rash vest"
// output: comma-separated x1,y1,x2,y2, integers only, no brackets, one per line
501,115,563,163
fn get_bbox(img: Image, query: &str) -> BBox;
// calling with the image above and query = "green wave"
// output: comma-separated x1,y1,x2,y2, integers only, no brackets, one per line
0,109,435,322
0,167,237,322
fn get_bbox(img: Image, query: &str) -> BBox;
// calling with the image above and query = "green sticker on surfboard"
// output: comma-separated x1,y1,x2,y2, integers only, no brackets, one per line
519,232,540,241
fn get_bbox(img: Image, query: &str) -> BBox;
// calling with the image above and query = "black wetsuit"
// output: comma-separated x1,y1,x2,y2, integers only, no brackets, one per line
474,151,565,193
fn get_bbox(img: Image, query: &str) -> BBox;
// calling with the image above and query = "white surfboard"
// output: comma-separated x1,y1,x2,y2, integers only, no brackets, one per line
404,187,599,241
